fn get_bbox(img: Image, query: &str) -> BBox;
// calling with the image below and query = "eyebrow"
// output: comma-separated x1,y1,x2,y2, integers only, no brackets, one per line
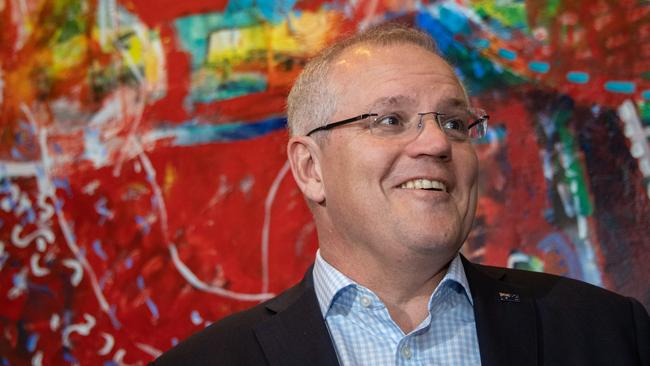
366,95,469,112
438,97,469,110
367,95,418,111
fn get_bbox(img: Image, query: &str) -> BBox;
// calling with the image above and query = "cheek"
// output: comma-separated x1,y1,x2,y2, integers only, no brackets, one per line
457,148,479,186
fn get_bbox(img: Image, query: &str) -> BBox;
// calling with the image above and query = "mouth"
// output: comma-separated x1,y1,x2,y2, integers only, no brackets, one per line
398,178,447,192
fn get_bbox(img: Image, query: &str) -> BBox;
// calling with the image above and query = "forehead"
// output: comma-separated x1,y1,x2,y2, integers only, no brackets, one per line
329,43,467,113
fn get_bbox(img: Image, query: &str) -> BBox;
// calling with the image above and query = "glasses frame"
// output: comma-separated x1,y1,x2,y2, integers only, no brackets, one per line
305,110,489,141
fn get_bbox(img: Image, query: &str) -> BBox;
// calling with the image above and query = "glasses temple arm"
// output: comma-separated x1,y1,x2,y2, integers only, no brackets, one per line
306,113,378,136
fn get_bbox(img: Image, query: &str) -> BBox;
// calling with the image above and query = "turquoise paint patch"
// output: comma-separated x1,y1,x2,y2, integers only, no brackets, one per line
258,0,297,23
528,61,550,73
438,3,471,35
473,124,506,144
149,117,287,145
641,90,650,100
566,71,589,84
474,38,490,49
191,71,267,103
498,48,517,61
174,11,257,67
604,81,636,94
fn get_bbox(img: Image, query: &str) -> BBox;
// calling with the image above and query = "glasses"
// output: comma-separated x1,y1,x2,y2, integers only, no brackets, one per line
306,107,489,142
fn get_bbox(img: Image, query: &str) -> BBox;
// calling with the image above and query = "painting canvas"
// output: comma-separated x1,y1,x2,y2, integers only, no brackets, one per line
1,0,649,364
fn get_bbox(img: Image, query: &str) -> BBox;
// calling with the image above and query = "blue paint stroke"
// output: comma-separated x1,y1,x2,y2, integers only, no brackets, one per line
22,208,36,225
54,199,64,213
472,60,486,78
438,3,471,35
566,71,589,84
92,240,108,261
19,121,35,135
64,310,73,326
145,298,160,320
416,11,455,53
641,89,650,101
135,215,150,235
172,337,179,346
10,147,24,160
0,253,8,269
124,257,133,269
604,81,635,94
26,333,39,352
52,143,64,154
537,232,583,281
191,310,203,325
498,48,517,61
53,178,72,196
12,271,27,288
2,356,9,366
98,271,110,290
137,275,145,290
149,117,286,146
63,351,78,364
108,305,122,330
95,197,112,225
104,362,118,366
528,61,550,73
27,282,53,295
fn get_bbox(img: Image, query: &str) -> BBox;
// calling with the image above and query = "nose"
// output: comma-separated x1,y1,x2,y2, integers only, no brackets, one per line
403,113,452,161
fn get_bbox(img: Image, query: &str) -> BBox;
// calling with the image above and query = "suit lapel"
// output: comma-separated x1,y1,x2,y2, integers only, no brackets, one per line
462,256,539,366
253,269,340,366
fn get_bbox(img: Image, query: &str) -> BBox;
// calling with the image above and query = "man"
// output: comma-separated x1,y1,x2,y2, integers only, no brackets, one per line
153,24,649,366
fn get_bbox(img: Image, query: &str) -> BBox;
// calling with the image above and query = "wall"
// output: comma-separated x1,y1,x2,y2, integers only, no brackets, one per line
1,0,648,364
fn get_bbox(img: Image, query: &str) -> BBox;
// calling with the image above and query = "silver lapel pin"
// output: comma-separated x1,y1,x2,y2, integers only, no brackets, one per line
498,292,521,302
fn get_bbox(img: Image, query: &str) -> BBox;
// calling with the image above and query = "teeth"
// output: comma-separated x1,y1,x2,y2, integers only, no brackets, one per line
400,179,447,192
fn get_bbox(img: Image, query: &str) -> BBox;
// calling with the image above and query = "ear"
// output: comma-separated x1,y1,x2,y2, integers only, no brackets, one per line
287,136,326,204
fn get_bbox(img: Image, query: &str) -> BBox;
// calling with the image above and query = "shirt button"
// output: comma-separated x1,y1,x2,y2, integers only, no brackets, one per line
360,296,372,308
401,345,412,359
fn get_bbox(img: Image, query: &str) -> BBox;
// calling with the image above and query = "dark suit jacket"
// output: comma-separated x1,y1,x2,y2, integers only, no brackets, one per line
152,257,650,365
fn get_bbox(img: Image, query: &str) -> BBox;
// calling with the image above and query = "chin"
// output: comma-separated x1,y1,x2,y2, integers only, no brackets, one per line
406,233,463,257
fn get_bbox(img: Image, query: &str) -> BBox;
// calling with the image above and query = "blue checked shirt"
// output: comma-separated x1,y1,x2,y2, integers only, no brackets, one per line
313,251,481,365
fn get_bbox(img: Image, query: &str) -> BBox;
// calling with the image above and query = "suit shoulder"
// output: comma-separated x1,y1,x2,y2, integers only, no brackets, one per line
152,279,309,365
476,264,631,306
151,301,272,365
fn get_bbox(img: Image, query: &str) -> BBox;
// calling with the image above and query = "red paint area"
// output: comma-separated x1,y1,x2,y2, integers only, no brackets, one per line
1,0,649,364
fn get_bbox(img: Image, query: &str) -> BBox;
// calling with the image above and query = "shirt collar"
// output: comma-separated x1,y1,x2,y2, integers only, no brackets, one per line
313,250,356,316
312,250,474,317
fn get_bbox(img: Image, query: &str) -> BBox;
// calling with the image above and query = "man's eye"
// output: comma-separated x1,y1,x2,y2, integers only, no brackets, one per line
441,117,467,132
374,115,403,126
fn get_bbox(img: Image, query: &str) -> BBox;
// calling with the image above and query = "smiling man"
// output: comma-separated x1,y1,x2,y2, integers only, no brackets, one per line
153,23,649,366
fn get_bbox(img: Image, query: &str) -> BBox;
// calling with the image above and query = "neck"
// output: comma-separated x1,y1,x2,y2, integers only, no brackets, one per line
320,242,455,333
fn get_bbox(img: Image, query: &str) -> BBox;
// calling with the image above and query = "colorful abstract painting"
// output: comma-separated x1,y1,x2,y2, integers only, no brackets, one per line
1,0,648,364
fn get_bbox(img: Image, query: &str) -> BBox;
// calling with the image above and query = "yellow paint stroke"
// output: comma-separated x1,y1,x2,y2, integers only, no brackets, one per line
163,163,177,195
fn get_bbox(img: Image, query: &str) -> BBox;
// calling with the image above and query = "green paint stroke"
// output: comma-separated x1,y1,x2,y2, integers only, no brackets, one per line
639,102,650,126
554,110,594,216
52,0,89,43
544,0,562,20
472,0,528,30
641,71,650,81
